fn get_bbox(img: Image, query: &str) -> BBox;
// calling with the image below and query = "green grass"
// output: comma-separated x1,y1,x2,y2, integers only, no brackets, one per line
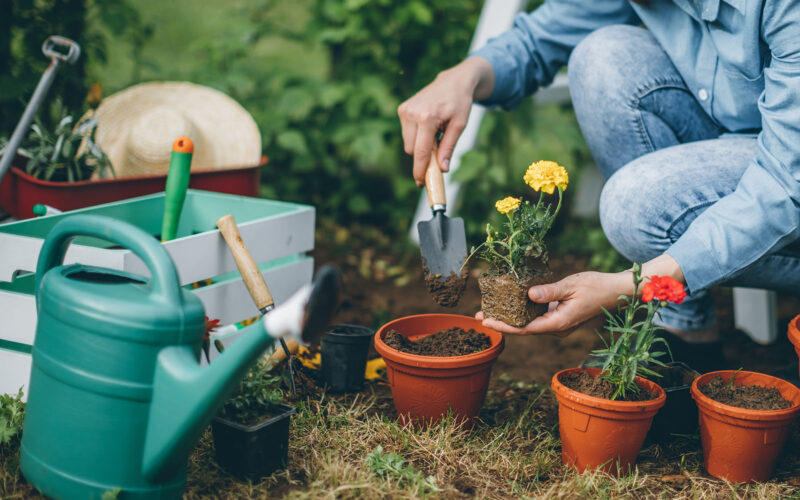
3,379,799,499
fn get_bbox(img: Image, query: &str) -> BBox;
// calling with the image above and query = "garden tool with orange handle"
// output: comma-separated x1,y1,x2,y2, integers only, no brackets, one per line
417,145,467,300
216,213,299,393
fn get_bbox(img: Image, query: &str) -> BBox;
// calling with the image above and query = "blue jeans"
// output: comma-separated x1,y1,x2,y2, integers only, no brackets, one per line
567,25,800,333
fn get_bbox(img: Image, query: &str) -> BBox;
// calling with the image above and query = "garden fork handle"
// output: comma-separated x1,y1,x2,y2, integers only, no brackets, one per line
0,36,81,184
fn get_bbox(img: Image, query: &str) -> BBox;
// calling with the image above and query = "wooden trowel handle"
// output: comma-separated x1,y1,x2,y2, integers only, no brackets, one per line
216,214,274,311
424,146,447,209
267,337,299,366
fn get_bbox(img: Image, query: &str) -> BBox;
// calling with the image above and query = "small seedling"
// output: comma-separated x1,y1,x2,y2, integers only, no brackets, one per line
727,367,744,389
366,445,438,495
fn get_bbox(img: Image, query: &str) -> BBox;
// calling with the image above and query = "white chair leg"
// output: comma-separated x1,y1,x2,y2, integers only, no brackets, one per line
733,287,778,345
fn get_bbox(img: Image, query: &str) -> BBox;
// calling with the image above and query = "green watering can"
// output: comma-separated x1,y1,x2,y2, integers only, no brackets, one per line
20,214,339,499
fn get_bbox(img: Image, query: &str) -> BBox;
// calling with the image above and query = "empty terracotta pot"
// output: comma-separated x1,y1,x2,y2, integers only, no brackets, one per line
788,315,800,378
551,367,666,476
690,370,800,483
374,314,504,425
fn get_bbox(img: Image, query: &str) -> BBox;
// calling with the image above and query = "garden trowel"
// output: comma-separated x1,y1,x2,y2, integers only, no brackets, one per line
417,147,467,306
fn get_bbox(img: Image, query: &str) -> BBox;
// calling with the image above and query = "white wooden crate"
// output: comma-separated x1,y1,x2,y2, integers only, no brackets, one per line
0,190,315,398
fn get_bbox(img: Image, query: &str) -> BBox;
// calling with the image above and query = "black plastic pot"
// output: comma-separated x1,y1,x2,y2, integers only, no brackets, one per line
321,324,373,392
211,404,296,479
645,361,700,442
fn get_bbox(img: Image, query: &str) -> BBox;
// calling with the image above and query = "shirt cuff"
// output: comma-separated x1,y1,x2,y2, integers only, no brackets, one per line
468,46,526,110
666,231,724,295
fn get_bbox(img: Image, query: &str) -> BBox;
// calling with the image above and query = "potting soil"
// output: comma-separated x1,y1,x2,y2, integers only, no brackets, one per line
699,375,792,410
560,371,657,402
423,265,468,308
384,327,490,356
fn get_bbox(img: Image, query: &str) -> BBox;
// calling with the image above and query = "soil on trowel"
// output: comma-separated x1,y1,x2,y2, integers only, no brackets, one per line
384,327,490,357
560,371,657,402
478,269,549,327
645,363,698,388
699,375,793,410
423,265,468,308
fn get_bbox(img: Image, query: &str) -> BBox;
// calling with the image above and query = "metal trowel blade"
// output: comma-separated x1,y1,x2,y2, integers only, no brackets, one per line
418,213,467,279
300,265,341,345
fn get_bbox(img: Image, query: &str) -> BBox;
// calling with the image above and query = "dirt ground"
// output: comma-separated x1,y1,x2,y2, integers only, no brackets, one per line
319,231,800,387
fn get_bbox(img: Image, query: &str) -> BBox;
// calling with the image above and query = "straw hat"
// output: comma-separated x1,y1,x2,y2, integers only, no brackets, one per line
93,82,261,178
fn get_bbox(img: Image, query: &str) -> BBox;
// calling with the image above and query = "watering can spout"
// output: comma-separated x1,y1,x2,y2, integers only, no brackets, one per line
141,285,313,481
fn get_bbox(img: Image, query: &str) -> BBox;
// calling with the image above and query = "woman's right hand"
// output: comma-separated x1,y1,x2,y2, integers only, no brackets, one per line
397,57,495,186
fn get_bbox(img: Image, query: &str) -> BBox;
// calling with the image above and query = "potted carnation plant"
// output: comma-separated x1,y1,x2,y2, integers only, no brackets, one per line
465,160,568,327
551,264,684,475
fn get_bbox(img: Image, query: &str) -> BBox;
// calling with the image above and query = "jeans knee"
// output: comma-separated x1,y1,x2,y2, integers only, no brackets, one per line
599,166,664,263
568,25,652,106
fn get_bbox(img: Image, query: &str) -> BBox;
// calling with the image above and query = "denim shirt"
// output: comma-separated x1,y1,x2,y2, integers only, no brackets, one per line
472,0,800,294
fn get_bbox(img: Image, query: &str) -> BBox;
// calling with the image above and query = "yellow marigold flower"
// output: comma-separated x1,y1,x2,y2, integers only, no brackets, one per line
524,160,569,194
495,196,521,214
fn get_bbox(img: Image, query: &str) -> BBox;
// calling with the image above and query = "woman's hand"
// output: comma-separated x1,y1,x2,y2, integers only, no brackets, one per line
478,271,635,337
477,254,685,337
397,57,495,186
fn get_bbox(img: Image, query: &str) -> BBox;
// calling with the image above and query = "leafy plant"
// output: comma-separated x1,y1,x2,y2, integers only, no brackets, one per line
218,357,286,426
366,445,438,495
0,103,114,182
590,264,686,400
0,388,25,474
464,161,568,278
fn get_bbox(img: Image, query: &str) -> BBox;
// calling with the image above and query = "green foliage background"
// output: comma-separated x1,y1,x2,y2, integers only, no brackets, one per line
1,0,624,270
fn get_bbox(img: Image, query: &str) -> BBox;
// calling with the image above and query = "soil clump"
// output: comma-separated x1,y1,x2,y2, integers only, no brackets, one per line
478,269,548,327
561,370,657,401
423,266,468,308
384,327,490,357
699,375,793,410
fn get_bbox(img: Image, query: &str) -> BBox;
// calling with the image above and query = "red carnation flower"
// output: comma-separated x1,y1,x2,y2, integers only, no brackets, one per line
205,316,221,340
641,276,686,304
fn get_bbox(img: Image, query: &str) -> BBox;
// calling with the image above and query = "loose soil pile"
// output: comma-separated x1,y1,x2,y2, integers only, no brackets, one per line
384,327,490,357
561,371,657,402
423,266,468,308
699,375,793,410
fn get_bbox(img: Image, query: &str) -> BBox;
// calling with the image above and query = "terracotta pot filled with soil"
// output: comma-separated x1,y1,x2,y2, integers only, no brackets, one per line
478,269,549,327
690,370,800,483
374,314,504,425
551,367,666,475
788,314,800,379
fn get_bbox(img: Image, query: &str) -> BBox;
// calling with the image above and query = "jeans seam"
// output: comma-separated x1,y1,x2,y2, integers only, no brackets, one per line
629,77,689,155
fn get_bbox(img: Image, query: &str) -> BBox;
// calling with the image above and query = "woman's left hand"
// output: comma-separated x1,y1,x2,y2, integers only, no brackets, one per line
478,254,685,337
477,270,634,337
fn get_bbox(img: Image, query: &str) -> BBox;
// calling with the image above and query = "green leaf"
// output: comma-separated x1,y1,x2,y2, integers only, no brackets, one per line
275,130,309,155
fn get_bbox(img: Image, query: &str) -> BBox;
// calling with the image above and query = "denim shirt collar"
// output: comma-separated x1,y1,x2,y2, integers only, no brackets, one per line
692,0,746,21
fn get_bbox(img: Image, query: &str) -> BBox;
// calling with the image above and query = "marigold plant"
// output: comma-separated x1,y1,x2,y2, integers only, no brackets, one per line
591,264,687,399
464,161,569,278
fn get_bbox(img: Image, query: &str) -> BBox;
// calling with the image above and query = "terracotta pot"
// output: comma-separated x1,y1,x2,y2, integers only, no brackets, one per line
551,367,666,475
788,315,800,379
690,370,800,483
374,314,504,426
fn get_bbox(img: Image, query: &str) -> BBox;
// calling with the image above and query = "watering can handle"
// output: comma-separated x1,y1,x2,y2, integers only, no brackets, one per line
35,214,182,306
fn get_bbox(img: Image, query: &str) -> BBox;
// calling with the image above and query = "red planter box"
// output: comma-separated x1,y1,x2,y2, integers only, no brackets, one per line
0,158,265,219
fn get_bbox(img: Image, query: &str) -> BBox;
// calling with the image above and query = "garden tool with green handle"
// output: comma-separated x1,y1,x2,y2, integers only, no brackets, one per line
217,213,299,393
417,145,468,300
160,137,193,241
20,214,340,498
